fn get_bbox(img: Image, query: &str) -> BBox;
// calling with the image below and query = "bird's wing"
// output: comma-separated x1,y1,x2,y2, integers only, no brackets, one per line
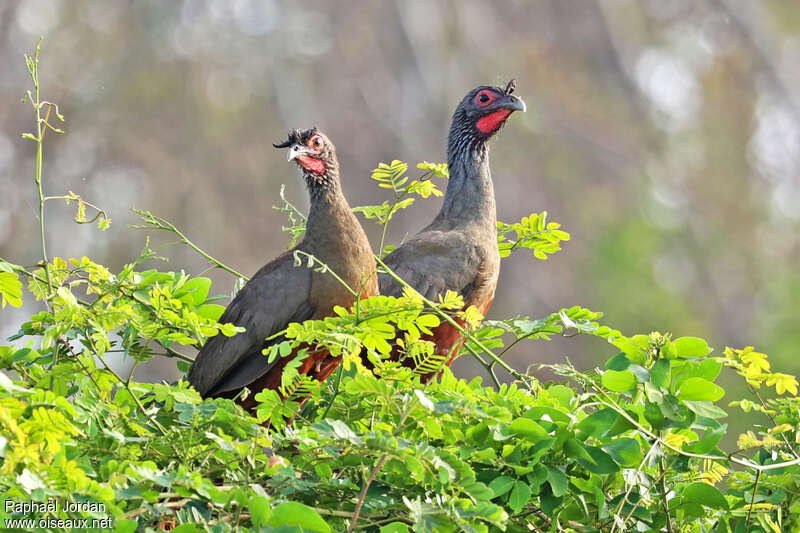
378,230,483,302
188,251,314,397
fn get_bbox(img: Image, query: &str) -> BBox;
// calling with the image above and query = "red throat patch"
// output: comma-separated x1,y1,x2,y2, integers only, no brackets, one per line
297,155,325,174
476,109,513,134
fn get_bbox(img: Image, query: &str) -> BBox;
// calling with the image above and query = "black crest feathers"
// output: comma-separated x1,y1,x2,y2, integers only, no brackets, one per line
272,127,319,149
272,129,300,149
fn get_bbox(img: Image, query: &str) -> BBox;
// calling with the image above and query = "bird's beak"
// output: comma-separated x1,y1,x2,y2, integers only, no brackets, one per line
504,95,526,113
287,144,303,162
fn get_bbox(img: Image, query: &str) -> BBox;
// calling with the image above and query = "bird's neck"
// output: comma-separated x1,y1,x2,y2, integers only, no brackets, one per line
305,172,343,230
302,172,361,252
434,140,496,228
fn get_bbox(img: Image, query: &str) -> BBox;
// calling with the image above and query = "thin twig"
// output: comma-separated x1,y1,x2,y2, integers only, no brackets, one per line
130,209,248,280
610,441,658,533
745,469,761,532
24,38,54,305
293,250,358,298
346,454,389,533
44,194,110,225
660,455,675,533
123,498,193,519
90,336,170,436
346,401,417,532
321,364,344,419
746,382,800,459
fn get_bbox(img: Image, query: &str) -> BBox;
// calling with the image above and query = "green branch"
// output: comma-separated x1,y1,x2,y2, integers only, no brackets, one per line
21,37,65,302
130,209,249,280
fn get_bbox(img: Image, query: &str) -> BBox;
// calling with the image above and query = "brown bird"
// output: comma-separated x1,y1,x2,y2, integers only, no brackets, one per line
188,127,377,408
379,80,525,381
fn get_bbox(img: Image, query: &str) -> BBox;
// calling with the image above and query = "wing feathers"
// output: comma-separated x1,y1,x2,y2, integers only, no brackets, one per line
188,252,314,397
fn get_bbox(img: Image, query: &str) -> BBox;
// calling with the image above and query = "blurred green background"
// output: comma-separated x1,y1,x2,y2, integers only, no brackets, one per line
0,0,798,398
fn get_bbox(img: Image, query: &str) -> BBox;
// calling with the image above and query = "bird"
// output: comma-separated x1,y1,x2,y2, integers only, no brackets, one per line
188,127,377,409
379,80,525,381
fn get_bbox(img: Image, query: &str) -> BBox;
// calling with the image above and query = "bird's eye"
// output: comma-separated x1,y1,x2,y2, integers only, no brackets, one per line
308,135,323,150
474,90,495,107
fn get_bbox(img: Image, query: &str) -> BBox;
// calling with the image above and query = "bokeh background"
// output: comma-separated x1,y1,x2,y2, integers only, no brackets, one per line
1,0,798,418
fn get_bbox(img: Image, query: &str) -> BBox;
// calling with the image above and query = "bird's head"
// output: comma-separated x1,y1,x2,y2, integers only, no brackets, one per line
274,127,338,190
451,79,526,144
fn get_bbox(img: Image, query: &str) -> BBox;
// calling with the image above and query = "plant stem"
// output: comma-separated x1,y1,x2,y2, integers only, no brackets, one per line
44,194,110,225
131,209,248,280
660,456,675,533
28,40,53,300
346,404,414,532
346,454,389,533
293,250,358,298
89,335,170,437
745,469,761,531
610,442,658,533
321,364,344,419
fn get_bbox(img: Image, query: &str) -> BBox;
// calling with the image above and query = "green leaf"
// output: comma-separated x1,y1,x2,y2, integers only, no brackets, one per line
644,402,666,430
488,475,515,498
605,352,631,371
417,161,449,178
677,377,724,402
497,212,569,260
508,480,531,513
694,358,723,382
601,370,637,392
684,423,727,454
509,418,549,442
682,482,729,509
673,337,711,358
602,438,643,468
196,303,226,321
249,495,271,527
628,364,650,383
523,406,571,425
175,277,212,306
267,502,331,533
651,359,671,388
683,400,727,419
0,271,23,308
573,444,620,474
613,336,647,364
574,408,618,440
546,466,568,497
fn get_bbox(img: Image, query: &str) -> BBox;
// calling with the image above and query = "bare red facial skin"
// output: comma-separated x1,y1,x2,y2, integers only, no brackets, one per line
297,155,325,174
474,90,497,107
476,109,512,134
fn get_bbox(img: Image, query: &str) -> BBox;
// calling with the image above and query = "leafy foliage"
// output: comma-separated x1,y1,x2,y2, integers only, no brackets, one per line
1,39,799,533
353,160,448,255
497,212,570,260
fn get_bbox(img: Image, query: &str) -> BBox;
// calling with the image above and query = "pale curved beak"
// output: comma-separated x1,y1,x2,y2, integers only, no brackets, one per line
287,144,302,162
506,95,526,113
